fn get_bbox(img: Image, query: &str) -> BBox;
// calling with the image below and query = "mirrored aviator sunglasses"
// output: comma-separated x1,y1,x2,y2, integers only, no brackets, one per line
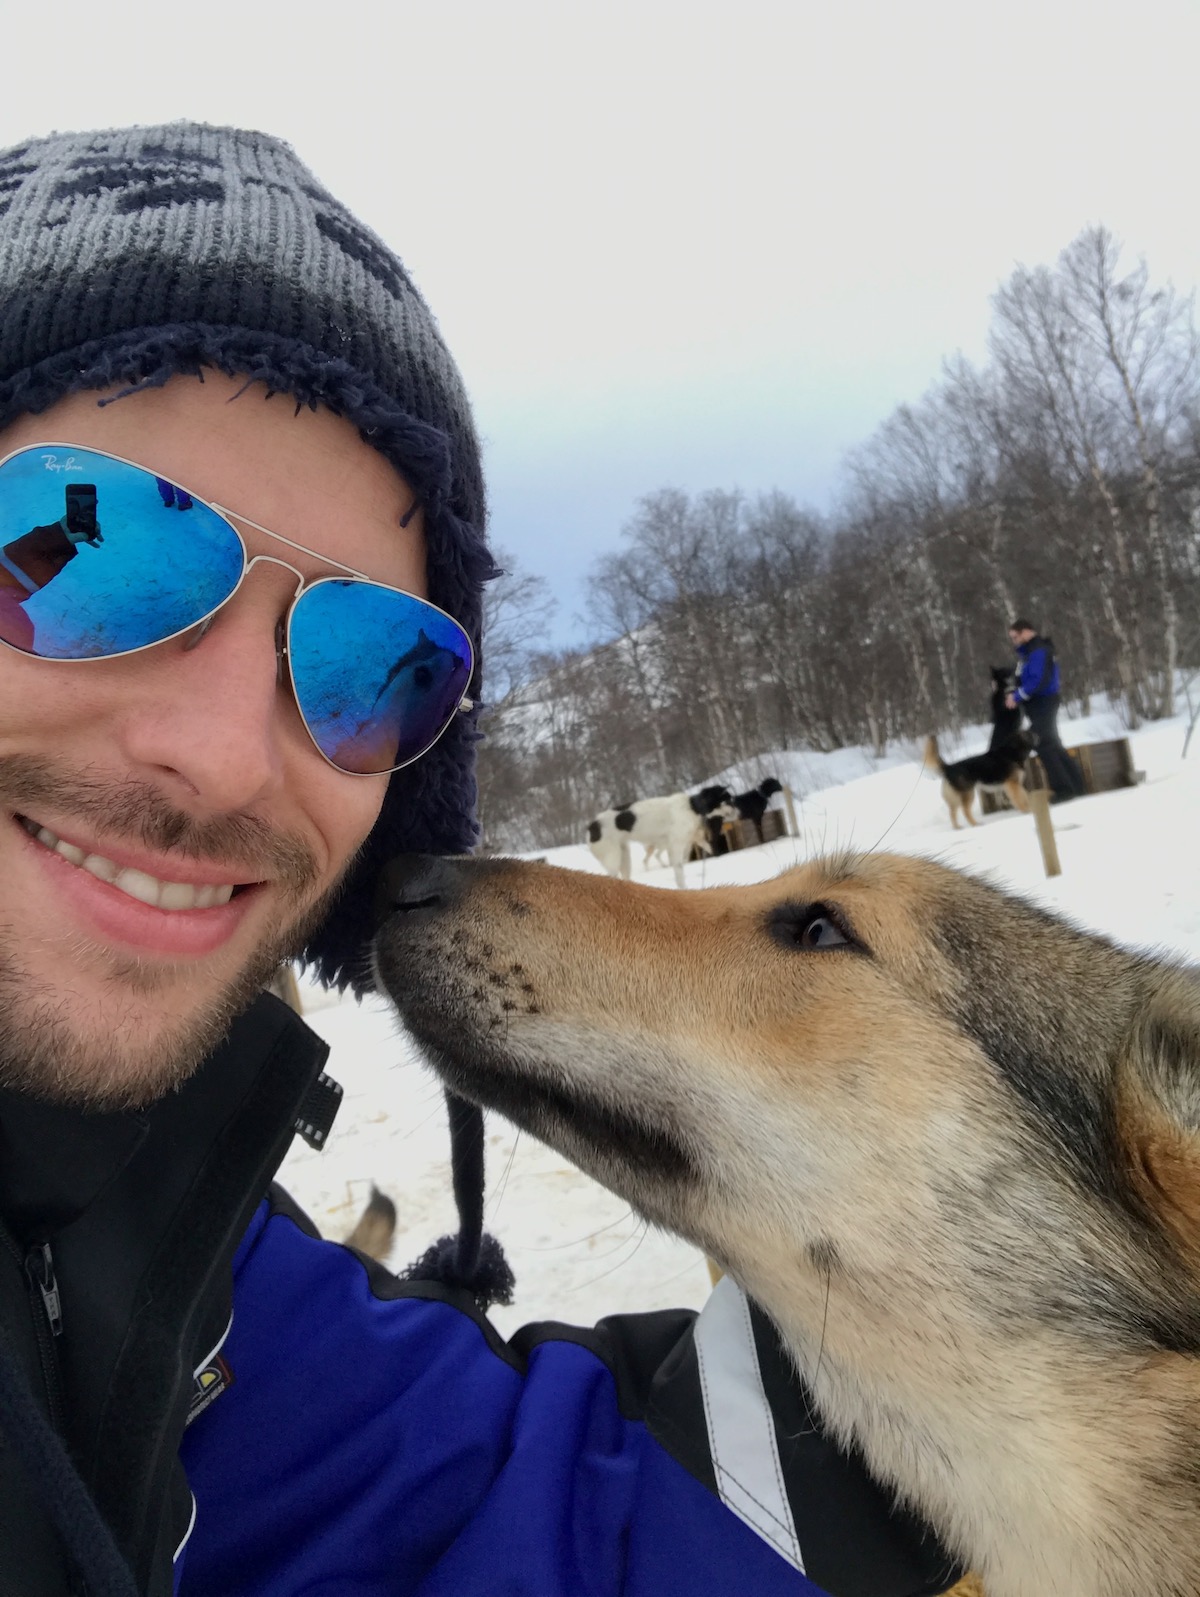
0,443,475,776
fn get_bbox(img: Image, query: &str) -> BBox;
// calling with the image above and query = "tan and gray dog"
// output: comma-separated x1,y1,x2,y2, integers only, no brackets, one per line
374,851,1200,1597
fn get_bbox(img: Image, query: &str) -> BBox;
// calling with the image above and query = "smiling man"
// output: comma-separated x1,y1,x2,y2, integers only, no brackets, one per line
0,125,964,1597
0,378,428,1107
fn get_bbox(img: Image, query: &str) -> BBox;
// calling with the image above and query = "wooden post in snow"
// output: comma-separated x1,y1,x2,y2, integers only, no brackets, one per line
1029,789,1061,878
782,784,799,839
266,964,304,1013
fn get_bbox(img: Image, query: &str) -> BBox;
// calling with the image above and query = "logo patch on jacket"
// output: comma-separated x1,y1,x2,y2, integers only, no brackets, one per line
186,1354,235,1426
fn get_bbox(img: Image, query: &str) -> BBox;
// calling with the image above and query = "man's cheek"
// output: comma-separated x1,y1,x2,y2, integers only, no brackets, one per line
317,777,389,886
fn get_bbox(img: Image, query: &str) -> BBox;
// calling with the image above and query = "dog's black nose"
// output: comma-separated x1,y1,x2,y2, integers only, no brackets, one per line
375,854,469,929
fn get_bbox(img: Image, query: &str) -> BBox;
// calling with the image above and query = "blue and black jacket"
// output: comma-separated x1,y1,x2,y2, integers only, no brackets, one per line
0,995,962,1597
1014,635,1059,701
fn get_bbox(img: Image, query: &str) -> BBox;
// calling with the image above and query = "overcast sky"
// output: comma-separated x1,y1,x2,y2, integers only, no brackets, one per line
3,1,1198,642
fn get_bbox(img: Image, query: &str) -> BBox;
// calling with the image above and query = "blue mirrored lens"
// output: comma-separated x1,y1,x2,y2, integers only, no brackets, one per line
0,446,243,659
288,581,473,774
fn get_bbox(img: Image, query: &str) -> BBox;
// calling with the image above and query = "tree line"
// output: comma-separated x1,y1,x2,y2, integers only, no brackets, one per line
477,225,1200,853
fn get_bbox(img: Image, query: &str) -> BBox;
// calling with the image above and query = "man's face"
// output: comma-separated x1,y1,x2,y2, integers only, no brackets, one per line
0,374,426,1107
1009,628,1032,647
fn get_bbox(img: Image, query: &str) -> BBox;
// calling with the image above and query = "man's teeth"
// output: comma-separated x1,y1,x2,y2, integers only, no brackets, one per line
24,821,236,910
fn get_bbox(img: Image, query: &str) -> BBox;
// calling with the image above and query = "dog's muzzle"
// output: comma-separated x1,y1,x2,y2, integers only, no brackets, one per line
374,853,471,930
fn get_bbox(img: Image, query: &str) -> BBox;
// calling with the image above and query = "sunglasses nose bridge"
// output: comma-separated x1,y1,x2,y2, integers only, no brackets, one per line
238,556,309,704
243,555,306,691
242,551,306,599
181,552,306,661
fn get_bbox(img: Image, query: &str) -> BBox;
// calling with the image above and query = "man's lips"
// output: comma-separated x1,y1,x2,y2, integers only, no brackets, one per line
14,812,270,958
16,811,260,913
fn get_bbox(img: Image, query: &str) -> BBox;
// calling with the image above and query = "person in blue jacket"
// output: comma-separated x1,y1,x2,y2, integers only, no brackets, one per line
1005,618,1086,803
0,123,964,1597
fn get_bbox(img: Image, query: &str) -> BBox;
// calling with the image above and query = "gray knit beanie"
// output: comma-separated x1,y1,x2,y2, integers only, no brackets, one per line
0,122,496,992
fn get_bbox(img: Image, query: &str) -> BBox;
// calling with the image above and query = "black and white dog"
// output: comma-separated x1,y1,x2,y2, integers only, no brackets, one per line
696,776,786,856
587,785,735,888
731,777,784,843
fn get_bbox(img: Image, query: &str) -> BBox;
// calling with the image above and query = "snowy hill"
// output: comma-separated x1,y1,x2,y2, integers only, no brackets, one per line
280,703,1200,1338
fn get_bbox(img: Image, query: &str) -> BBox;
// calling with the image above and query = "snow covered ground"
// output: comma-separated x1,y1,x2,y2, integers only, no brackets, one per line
280,702,1200,1338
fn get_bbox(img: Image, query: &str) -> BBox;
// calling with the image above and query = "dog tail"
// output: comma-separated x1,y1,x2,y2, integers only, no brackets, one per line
923,734,945,776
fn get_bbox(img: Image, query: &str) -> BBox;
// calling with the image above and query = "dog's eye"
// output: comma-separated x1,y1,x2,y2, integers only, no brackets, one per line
767,902,857,951
800,914,847,949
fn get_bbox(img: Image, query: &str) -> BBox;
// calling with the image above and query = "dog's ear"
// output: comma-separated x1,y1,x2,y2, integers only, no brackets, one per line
1119,980,1200,1252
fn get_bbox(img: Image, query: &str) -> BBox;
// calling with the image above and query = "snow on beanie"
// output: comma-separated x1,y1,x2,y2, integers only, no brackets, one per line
0,121,497,992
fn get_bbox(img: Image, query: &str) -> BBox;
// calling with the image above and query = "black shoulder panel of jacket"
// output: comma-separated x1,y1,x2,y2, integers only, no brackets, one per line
747,1303,963,1597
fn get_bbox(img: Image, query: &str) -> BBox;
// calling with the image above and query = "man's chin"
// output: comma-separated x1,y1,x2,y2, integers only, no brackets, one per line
0,958,270,1111
0,895,334,1111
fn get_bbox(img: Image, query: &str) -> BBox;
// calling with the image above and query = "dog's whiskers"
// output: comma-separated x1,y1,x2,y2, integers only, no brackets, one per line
515,1209,641,1250
656,1253,712,1290
570,1218,651,1291
812,1259,832,1394
780,1263,834,1441
575,1217,653,1268
869,754,927,853
486,1126,522,1218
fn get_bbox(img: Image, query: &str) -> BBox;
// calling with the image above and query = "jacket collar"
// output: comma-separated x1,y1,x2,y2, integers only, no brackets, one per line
0,992,332,1592
0,1090,148,1243
0,993,329,1244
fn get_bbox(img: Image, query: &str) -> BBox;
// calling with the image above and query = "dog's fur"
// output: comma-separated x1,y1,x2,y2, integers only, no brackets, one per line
587,784,735,888
924,732,1032,829
643,826,719,870
377,851,1200,1597
343,1184,397,1262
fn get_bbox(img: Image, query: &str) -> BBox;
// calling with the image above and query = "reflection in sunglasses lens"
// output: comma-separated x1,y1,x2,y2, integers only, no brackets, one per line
0,446,472,775
0,446,242,659
288,582,472,774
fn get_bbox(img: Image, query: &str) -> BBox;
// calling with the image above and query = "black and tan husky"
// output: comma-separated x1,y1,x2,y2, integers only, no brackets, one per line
377,851,1200,1597
924,729,1032,828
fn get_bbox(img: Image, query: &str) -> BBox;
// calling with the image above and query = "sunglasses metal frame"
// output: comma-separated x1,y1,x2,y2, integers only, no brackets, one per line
0,441,476,778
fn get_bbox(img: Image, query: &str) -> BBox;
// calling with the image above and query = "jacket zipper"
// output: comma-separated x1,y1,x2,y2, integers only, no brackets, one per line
0,1220,67,1433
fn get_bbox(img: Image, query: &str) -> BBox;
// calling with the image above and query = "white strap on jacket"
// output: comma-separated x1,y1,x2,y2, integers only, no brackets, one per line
693,1275,805,1572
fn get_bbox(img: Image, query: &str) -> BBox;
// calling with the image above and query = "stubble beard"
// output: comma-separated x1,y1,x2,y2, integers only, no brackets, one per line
0,755,356,1110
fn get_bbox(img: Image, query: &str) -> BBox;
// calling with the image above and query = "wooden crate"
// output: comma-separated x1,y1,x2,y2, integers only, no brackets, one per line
724,806,789,851
1025,735,1135,796
1071,737,1135,792
980,736,1135,814
688,799,794,859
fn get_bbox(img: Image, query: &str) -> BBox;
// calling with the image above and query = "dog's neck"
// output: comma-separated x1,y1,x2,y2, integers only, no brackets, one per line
749,1274,1200,1597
